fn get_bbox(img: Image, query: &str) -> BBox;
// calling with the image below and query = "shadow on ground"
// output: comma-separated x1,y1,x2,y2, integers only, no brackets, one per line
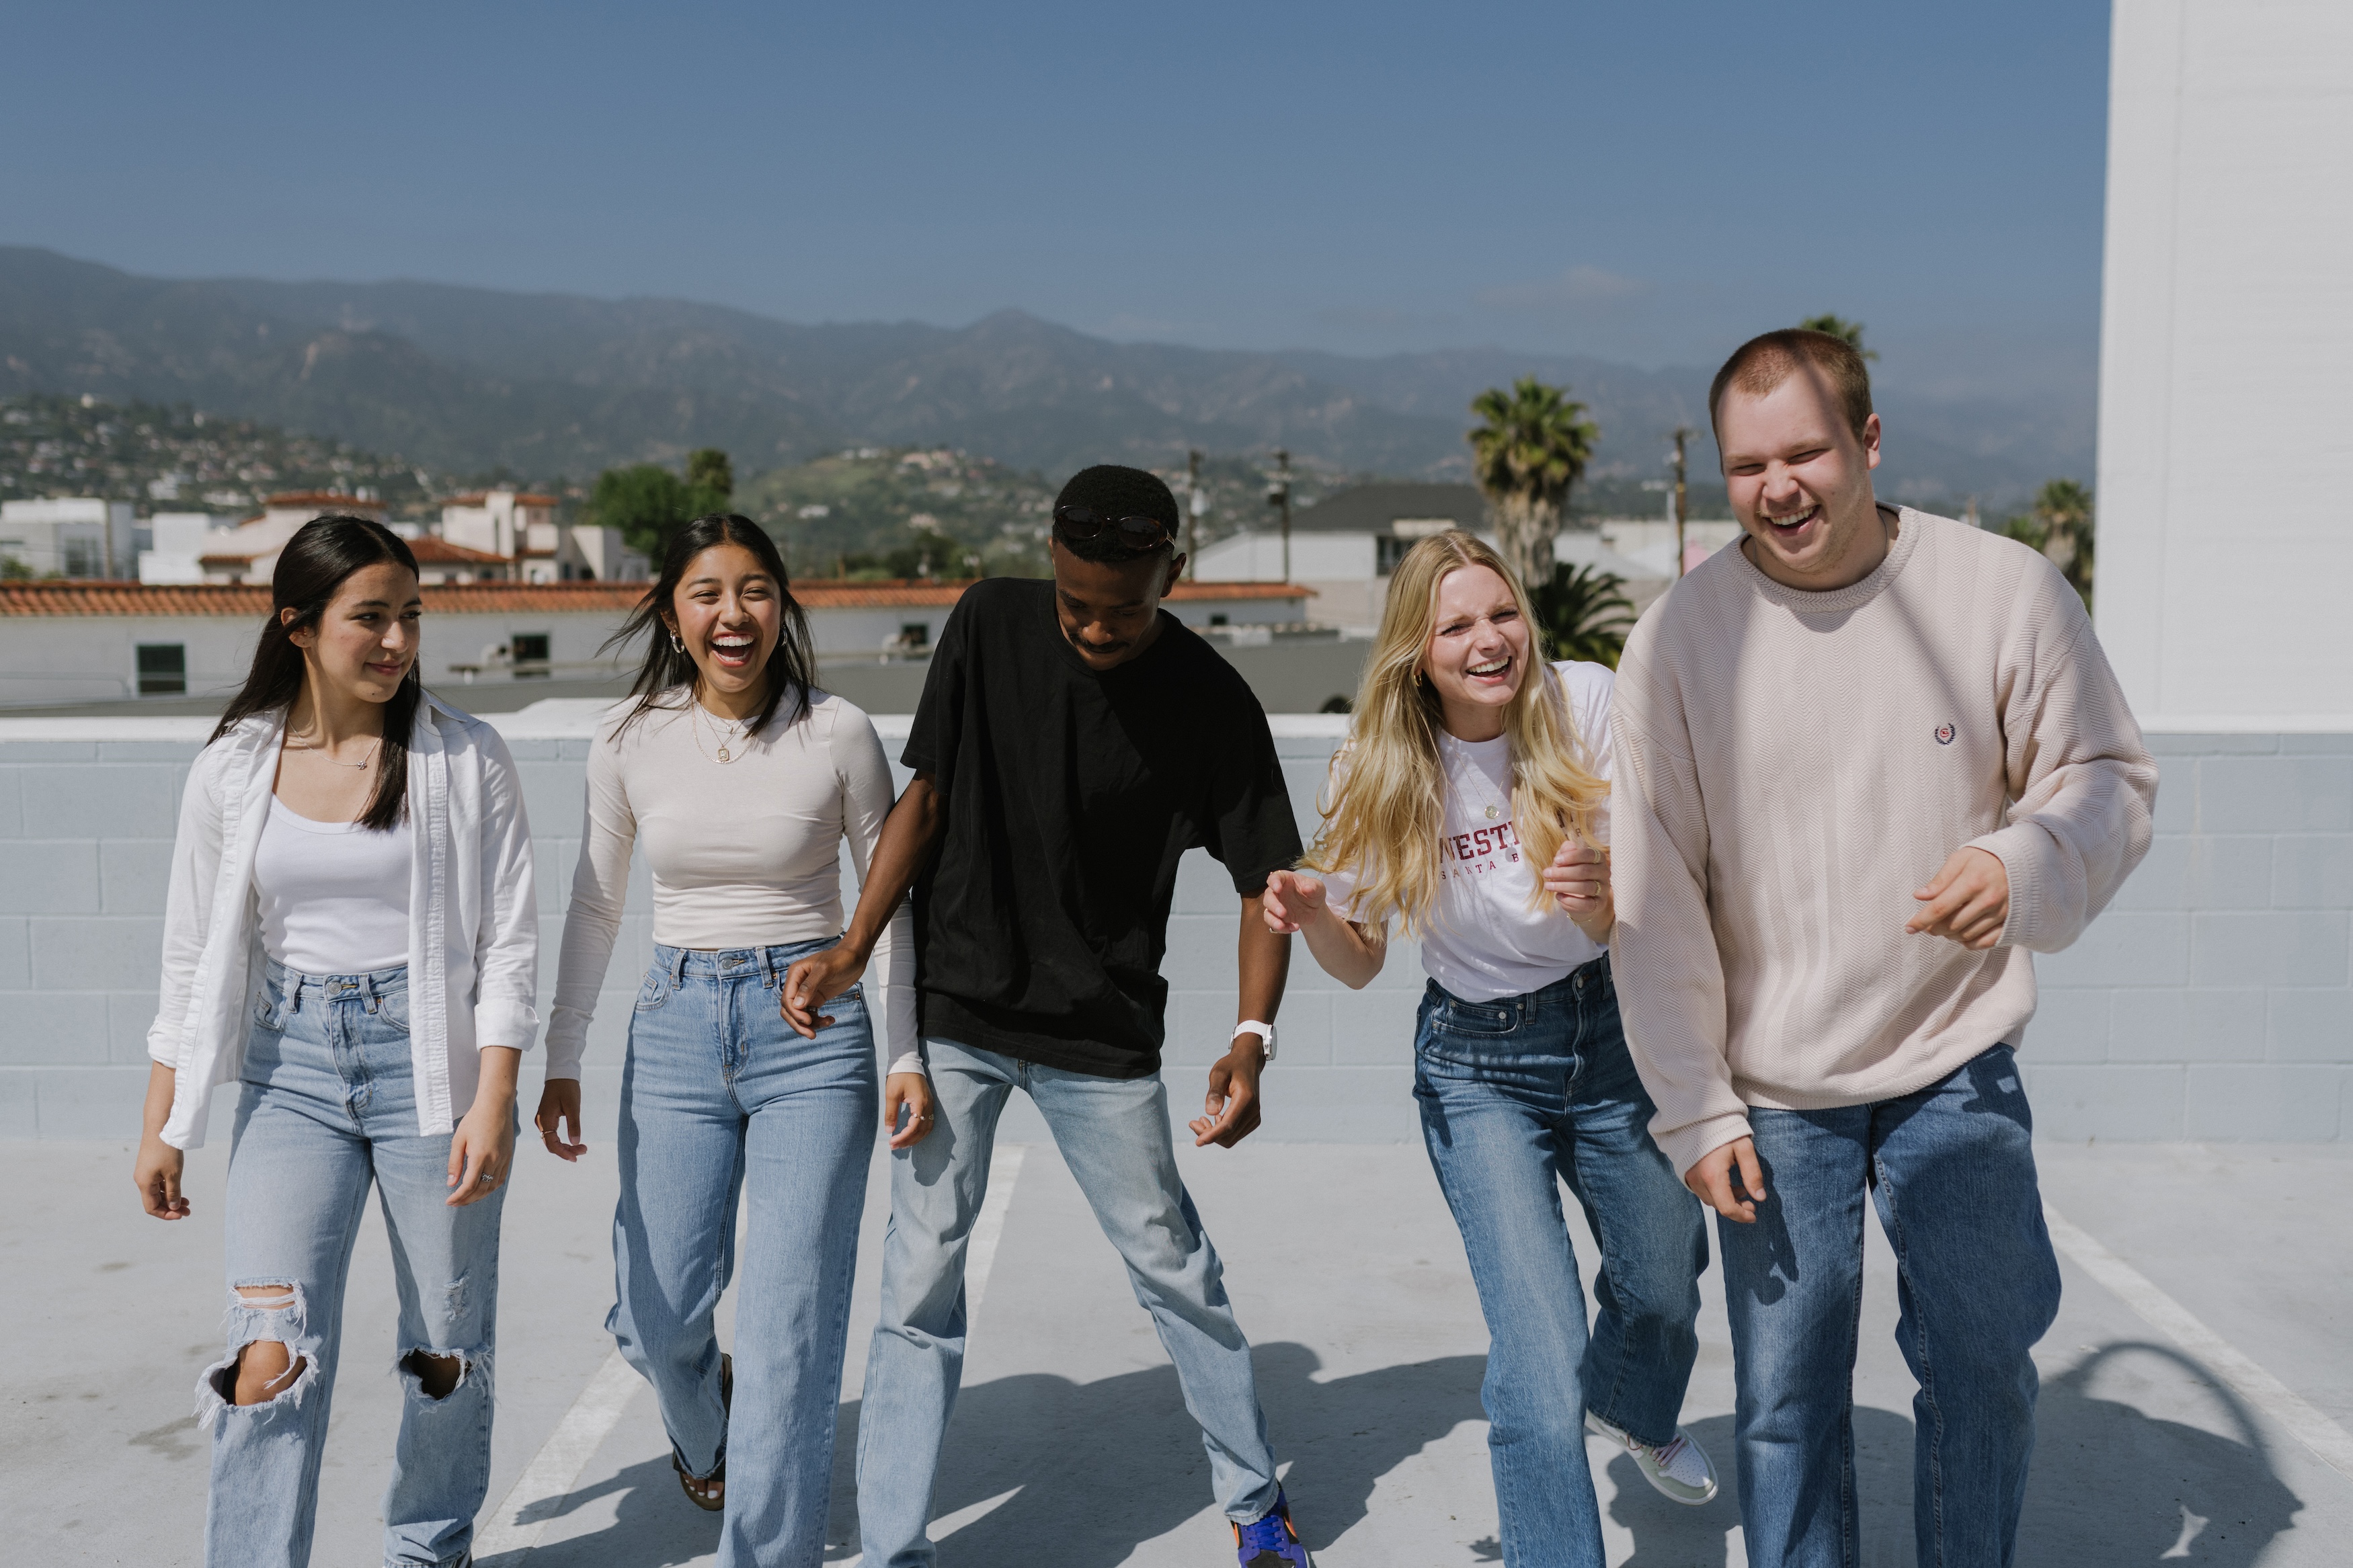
497,1341,2303,1566
1602,1344,2303,1567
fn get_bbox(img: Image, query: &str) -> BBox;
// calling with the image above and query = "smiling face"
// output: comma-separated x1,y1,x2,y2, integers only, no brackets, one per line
1717,364,1886,591
1421,563,1531,741
662,541,781,706
284,561,422,706
1048,537,1184,671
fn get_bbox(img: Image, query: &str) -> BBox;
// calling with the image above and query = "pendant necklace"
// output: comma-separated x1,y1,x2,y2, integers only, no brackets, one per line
1453,749,1511,822
286,733,378,770
692,701,747,765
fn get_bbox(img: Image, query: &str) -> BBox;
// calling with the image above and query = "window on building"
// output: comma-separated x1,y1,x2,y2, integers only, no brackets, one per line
1376,536,1412,577
136,643,187,696
510,632,551,676
1209,613,1230,627
63,538,105,577
899,622,930,650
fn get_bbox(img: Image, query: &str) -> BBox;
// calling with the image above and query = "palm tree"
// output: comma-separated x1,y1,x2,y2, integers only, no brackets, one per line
1796,315,1878,361
1531,563,1636,669
2001,479,2094,611
1468,376,1599,589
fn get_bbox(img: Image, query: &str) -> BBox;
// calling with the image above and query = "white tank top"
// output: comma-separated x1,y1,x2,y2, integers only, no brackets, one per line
253,796,413,976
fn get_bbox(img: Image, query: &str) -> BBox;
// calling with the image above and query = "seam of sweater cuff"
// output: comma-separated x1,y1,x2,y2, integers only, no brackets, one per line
1663,1112,1754,1180
1969,825,2044,948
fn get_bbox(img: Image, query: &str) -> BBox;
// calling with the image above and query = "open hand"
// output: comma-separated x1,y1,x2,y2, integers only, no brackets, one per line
783,944,866,1038
446,1097,516,1207
1262,869,1327,935
1189,1044,1265,1148
1907,846,2009,950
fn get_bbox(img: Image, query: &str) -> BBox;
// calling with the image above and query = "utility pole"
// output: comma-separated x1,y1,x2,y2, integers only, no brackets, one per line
1185,448,1203,580
1669,426,1693,577
1267,448,1293,585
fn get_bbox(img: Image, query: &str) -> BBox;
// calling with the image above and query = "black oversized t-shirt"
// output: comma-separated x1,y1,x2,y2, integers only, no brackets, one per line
903,577,1302,1079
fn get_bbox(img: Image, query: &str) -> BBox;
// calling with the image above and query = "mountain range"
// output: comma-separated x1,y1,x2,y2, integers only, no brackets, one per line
0,247,2089,511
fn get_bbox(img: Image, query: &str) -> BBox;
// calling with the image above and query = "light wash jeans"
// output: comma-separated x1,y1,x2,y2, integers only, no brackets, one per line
1413,955,1709,1568
201,960,506,1568
1720,1044,2061,1568
610,941,879,1568
855,1037,1282,1568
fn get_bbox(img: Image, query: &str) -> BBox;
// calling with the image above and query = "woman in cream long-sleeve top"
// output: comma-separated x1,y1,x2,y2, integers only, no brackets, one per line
537,513,929,1567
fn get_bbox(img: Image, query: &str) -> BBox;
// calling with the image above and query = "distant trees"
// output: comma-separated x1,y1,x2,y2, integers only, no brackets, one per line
1468,376,1598,589
688,448,733,505
1796,315,1878,361
2001,479,2095,612
592,448,737,556
1531,563,1636,669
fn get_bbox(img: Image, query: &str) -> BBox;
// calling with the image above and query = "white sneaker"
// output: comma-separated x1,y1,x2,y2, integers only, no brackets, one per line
1585,1410,1718,1505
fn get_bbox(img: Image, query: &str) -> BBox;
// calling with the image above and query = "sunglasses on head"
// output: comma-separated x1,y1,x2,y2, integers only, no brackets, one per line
1053,505,1172,549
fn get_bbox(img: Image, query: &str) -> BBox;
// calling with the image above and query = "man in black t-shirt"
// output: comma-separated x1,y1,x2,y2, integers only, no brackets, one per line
784,466,1316,1567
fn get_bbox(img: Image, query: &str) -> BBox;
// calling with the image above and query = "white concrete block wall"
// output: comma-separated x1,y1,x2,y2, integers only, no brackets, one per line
5,723,2350,1143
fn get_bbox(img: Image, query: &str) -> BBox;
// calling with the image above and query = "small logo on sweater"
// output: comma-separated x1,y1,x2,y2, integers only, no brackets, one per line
1934,723,1957,746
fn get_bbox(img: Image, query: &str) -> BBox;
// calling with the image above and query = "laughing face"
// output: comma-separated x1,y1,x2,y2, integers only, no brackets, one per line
663,541,781,709
1421,563,1531,741
1718,364,1886,591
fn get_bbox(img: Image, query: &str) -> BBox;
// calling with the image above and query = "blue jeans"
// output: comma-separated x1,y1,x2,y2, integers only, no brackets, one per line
202,960,506,1568
856,1037,1282,1567
1721,1044,2061,1568
1413,956,1708,1568
611,942,879,1568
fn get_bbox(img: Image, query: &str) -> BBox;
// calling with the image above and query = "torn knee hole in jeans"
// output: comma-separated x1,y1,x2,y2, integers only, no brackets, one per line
399,1344,491,1403
196,1282,318,1428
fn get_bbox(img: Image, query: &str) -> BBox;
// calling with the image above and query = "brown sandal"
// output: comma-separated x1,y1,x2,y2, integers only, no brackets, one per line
674,1352,733,1512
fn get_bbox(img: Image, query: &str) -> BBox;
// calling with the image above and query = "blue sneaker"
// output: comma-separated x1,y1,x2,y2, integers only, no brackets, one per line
1233,1486,1314,1566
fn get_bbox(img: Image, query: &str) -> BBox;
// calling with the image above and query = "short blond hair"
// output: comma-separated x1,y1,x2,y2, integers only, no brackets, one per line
1708,328,1874,444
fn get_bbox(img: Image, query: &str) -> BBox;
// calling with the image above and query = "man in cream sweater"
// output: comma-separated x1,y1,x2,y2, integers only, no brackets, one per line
1608,328,2156,1567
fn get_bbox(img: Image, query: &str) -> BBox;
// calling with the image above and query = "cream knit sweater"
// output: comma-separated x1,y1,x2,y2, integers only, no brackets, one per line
1609,509,2157,1175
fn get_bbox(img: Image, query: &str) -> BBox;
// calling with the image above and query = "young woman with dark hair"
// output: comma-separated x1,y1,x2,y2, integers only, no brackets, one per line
1263,532,1714,1567
131,515,540,1568
539,514,929,1565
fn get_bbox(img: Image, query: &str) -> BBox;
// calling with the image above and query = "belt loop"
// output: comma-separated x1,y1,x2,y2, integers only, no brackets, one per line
288,975,303,1013
671,946,688,987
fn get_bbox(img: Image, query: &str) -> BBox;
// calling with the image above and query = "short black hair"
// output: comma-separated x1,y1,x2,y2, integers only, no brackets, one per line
1053,464,1180,564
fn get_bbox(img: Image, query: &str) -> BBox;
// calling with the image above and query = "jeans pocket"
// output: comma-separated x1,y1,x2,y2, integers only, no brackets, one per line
634,970,670,1014
376,986,411,1036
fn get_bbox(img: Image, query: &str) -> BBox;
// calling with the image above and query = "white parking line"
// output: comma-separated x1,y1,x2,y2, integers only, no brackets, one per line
471,1144,1030,1561
2044,1200,2353,1486
473,1348,643,1560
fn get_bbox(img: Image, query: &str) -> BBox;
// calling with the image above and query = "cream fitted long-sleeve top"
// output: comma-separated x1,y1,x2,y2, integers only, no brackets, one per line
1607,509,2157,1176
546,689,916,1078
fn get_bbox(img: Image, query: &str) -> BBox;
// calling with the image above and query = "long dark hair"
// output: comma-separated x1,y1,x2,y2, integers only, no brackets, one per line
609,514,816,738
211,516,423,831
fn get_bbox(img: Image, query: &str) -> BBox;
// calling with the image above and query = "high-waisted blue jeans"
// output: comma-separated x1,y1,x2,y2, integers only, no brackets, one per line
202,959,507,1568
610,940,879,1568
1414,954,1710,1568
1720,1044,2061,1568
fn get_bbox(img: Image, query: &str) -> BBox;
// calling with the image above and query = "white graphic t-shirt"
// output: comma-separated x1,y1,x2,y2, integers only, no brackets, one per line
1320,661,1613,1003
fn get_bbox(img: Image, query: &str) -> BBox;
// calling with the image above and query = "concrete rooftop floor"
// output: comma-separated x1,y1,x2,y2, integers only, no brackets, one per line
9,1132,2352,1566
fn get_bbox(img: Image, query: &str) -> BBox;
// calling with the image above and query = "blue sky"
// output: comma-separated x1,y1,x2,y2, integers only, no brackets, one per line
4,1,2110,391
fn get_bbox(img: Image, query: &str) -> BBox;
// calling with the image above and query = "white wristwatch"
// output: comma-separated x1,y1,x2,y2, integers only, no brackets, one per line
1232,1020,1277,1064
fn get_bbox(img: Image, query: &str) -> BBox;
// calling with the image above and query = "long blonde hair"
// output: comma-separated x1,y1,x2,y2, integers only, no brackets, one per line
1304,530,1606,934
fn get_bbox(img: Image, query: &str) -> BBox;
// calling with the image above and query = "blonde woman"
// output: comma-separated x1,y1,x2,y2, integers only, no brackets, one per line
1263,532,1712,1567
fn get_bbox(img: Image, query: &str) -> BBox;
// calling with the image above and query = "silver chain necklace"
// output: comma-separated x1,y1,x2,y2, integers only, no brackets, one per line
285,735,378,770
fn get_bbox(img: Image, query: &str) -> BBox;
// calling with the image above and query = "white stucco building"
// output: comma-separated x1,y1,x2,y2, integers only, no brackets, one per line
0,499,138,579
2097,0,2353,725
0,579,1310,706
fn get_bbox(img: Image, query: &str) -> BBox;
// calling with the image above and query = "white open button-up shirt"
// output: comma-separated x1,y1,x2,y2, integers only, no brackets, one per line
149,693,540,1149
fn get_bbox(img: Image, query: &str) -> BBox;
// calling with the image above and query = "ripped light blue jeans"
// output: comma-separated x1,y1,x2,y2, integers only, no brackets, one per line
201,960,507,1568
